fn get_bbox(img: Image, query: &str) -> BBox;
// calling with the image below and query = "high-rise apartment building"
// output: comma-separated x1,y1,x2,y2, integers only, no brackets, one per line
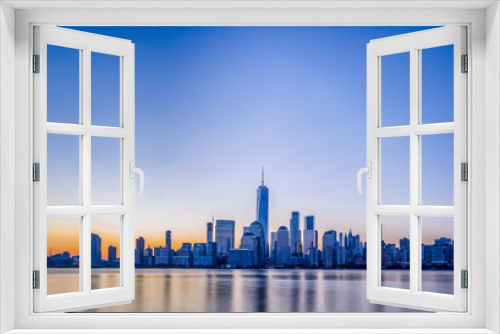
215,220,235,255
91,233,102,267
165,231,172,251
305,215,315,231
276,226,291,266
136,236,145,266
290,211,301,255
108,245,117,262
249,220,265,266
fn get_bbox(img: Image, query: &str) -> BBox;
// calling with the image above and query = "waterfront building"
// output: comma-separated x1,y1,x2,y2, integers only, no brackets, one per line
172,243,193,267
108,245,117,262
276,226,291,267
228,248,254,268
303,229,315,258
323,230,337,268
256,168,269,258
154,246,169,266
135,236,145,266
270,231,277,263
206,222,213,243
144,246,154,267
249,220,265,266
215,220,235,255
193,242,217,267
91,233,102,267
240,232,258,266
290,211,301,256
165,230,172,252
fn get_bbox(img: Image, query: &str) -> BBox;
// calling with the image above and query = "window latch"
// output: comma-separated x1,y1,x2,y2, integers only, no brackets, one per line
357,161,372,195
129,161,145,195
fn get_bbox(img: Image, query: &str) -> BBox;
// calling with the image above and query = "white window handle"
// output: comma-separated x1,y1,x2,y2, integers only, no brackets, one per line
357,162,372,195
129,162,145,195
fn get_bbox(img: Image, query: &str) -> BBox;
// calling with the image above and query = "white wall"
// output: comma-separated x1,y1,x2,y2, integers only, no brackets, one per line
0,2,16,334
485,2,500,333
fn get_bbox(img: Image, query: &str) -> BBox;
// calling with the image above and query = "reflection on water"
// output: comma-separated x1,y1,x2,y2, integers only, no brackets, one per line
47,269,453,312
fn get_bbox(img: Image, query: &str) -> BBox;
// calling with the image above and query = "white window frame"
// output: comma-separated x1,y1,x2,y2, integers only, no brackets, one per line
33,26,136,312
366,26,467,312
0,2,499,333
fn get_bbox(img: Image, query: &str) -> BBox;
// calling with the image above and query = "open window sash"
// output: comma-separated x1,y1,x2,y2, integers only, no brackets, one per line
33,26,136,312
365,26,467,312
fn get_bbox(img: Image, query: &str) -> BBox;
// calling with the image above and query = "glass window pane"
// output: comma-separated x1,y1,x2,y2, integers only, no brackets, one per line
381,52,410,127
380,215,410,290
421,45,454,124
47,45,80,124
91,215,121,290
421,134,454,206
92,137,121,205
421,217,454,295
47,134,80,206
92,52,121,127
381,136,410,205
47,217,80,295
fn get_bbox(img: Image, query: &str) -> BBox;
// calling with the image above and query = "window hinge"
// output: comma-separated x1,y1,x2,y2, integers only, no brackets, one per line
461,162,468,182
461,270,468,289
33,163,40,182
33,54,40,73
33,270,40,289
461,54,468,73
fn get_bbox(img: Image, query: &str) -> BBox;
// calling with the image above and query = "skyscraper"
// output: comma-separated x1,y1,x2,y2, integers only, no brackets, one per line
276,226,291,267
249,220,265,266
256,167,269,258
290,211,301,255
108,245,117,262
215,220,235,255
91,233,102,267
206,222,213,243
165,231,172,251
323,230,337,268
305,215,315,231
136,236,145,266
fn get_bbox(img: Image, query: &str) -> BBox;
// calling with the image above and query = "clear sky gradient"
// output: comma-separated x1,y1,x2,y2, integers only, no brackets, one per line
46,26,454,256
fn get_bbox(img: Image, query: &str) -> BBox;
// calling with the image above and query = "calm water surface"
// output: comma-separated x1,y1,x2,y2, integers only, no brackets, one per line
47,268,453,312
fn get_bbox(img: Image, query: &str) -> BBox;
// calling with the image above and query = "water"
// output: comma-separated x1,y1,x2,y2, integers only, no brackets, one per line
46,268,453,312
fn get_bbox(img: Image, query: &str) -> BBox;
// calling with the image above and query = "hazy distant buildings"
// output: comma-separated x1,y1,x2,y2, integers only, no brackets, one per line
256,168,269,258
215,220,235,255
91,233,102,267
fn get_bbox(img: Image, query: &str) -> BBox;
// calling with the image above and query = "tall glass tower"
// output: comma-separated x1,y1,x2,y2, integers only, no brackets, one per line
256,167,269,258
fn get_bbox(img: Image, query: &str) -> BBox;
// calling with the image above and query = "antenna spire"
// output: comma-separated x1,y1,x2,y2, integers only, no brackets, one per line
261,166,265,186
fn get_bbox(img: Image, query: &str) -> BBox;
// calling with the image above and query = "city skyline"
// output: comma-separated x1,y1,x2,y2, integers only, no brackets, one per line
46,26,454,258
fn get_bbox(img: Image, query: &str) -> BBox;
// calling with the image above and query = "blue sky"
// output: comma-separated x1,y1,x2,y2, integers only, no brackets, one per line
46,26,454,251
